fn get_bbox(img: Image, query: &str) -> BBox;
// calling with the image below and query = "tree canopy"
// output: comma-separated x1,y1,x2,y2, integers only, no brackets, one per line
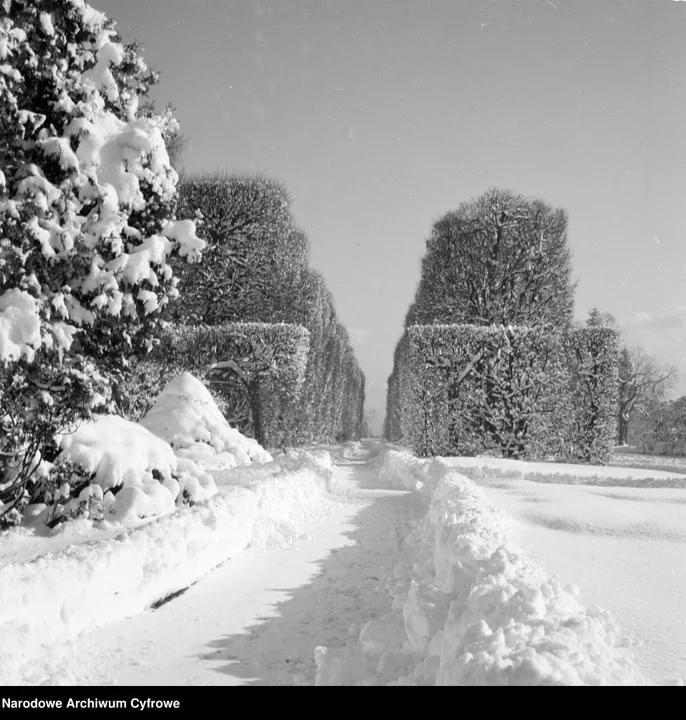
406,188,576,329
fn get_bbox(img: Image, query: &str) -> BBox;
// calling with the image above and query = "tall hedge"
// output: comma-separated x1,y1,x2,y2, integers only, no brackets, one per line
386,324,618,464
285,271,365,445
406,188,576,329
564,327,620,464
166,173,365,446
118,322,309,447
168,173,308,325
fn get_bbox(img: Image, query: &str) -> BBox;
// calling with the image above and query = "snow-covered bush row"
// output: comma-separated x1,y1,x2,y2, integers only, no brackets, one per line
55,414,216,524
315,449,646,685
0,449,333,686
141,372,272,465
386,324,618,465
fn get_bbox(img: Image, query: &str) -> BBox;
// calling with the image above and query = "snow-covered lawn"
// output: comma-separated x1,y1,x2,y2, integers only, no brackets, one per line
610,451,686,476
315,447,685,686
441,454,686,487
4,431,684,686
441,449,686,682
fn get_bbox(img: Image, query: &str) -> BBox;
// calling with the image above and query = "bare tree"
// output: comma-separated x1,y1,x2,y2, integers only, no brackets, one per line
617,346,678,445
585,307,678,446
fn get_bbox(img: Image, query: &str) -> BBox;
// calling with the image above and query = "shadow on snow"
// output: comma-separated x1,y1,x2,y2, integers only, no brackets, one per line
197,449,426,685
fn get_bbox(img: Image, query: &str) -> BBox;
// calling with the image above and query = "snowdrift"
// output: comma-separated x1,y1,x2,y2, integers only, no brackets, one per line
140,371,273,468
315,449,647,686
0,450,333,686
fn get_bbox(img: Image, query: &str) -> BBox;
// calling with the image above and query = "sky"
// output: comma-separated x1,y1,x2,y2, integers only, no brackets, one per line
98,0,686,434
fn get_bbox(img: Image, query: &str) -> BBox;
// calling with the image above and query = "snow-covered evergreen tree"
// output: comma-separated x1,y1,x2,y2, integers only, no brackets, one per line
0,0,204,526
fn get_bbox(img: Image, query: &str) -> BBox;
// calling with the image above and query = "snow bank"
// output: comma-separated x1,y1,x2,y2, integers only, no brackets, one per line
315,449,646,685
0,450,333,686
440,456,686,488
140,372,273,466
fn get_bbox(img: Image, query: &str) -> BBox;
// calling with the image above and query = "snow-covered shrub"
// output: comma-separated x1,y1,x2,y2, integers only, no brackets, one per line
43,459,102,528
140,371,273,467
0,0,204,526
54,413,217,521
387,324,618,464
0,352,109,528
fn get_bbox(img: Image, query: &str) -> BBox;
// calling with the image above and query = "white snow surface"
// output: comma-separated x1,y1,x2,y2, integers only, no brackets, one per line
0,289,42,363
440,455,686,487
459,464,686,684
314,449,655,686
5,440,683,686
0,449,334,685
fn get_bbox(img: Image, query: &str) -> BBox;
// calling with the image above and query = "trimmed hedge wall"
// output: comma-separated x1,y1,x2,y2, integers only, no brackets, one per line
564,327,620,464
117,322,310,446
386,324,618,465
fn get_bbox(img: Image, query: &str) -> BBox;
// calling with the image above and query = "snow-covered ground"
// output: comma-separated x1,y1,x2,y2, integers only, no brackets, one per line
4,446,425,686
461,471,686,684
0,449,336,686
4,434,684,686
340,448,685,685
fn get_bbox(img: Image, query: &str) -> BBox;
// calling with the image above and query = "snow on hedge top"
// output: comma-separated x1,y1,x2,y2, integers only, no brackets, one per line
140,373,272,465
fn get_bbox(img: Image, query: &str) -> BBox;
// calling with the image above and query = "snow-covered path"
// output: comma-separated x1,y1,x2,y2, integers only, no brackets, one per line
48,448,425,686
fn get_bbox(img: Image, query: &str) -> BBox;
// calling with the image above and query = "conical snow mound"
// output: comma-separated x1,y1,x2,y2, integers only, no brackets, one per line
140,372,272,468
